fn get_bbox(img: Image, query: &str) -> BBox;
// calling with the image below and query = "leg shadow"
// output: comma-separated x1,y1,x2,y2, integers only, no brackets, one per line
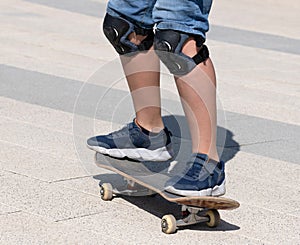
162,114,240,163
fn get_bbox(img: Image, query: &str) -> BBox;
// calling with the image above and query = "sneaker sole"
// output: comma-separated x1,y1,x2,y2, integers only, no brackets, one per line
87,144,173,162
165,180,226,197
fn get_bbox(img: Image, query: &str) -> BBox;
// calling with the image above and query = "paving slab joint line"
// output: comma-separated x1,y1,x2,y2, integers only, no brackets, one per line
0,168,93,191
53,211,106,223
0,168,37,179
53,181,102,198
50,174,95,184
0,167,56,184
224,138,285,148
0,168,129,208
0,203,56,222
0,210,22,216
0,208,123,243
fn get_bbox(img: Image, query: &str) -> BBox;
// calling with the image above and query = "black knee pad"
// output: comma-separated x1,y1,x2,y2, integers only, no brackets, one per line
103,13,154,55
154,30,209,75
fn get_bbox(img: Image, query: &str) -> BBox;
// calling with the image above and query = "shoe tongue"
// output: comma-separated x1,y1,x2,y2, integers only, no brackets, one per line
191,153,209,163
185,154,206,177
189,153,219,174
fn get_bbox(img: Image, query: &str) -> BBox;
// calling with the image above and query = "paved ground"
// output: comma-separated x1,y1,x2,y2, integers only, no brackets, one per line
0,0,299,244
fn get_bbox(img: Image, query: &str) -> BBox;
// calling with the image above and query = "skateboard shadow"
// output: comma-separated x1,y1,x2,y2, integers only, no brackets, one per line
93,173,240,232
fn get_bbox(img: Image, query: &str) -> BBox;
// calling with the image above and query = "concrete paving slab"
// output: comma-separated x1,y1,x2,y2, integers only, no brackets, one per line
55,176,101,196
0,211,121,244
0,116,78,160
23,0,107,18
0,32,103,67
238,139,300,165
0,97,117,141
0,0,107,44
221,204,300,244
0,97,74,135
220,150,300,241
210,0,300,39
0,141,90,182
222,96,300,127
0,19,111,62
215,51,300,95
208,25,300,55
0,65,81,118
217,65,300,101
225,115,298,145
0,48,103,82
0,0,113,81
223,114,300,164
288,210,300,217
0,64,128,119
224,151,300,188
0,203,21,216
210,44,300,126
215,68,299,127
228,170,299,213
60,205,261,244
0,173,120,222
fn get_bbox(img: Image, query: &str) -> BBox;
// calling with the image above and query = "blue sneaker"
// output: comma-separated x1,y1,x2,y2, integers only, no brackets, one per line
165,153,226,197
87,119,173,161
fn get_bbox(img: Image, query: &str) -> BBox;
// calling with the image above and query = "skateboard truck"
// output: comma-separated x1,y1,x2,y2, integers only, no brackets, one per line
99,179,156,199
161,206,220,234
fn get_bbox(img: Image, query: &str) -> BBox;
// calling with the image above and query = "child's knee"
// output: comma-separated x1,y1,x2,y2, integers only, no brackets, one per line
103,13,154,55
154,29,209,75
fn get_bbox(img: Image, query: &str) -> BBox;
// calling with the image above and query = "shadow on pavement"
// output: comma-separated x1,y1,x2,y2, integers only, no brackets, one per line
162,115,240,163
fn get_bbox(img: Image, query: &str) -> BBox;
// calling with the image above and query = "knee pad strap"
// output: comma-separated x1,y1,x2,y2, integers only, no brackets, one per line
154,30,209,75
103,14,154,55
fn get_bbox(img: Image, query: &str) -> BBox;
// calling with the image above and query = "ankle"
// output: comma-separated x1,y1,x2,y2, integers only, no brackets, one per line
135,118,164,133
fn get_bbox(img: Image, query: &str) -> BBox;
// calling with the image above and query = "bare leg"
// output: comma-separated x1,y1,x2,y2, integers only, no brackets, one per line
120,33,164,133
87,32,173,161
119,34,218,160
175,38,219,161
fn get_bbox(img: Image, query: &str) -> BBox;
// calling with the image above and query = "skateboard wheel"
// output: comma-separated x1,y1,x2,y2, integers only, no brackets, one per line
205,209,220,228
100,183,113,201
161,214,177,234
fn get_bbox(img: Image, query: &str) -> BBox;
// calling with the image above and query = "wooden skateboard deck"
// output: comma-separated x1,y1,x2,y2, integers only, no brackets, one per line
95,153,239,210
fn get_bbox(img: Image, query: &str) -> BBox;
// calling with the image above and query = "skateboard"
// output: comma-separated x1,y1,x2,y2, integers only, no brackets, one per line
94,152,239,234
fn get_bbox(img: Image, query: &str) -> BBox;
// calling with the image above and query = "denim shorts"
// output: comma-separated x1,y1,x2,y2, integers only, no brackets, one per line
106,0,212,39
